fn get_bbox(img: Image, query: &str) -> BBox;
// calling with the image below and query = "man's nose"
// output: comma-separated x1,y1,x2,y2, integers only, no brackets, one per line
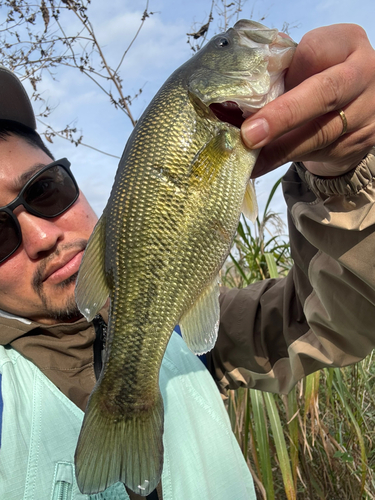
17,210,64,259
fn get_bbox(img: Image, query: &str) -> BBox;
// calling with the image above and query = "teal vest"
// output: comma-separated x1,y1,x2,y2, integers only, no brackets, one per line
0,332,256,500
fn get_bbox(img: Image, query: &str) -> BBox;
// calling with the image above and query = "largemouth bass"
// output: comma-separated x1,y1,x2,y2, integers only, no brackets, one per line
75,20,296,496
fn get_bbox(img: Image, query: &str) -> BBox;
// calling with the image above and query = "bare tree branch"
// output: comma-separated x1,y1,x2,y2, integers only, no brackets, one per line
187,0,215,53
37,118,121,158
0,0,151,140
115,0,150,74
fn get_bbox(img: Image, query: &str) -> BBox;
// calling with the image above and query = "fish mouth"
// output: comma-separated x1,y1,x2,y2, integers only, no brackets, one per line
210,101,250,129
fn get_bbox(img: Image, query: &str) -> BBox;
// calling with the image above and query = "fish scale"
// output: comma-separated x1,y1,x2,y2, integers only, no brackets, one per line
74,19,296,497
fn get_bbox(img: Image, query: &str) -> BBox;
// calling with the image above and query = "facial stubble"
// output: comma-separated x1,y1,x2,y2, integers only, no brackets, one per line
32,241,86,323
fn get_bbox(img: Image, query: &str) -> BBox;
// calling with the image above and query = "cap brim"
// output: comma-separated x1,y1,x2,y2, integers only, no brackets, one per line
0,66,36,130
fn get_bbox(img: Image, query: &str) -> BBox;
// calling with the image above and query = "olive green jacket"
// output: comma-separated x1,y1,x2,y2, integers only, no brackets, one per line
208,148,375,395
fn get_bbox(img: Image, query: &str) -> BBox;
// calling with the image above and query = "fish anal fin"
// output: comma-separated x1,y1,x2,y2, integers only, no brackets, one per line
75,216,110,322
242,179,258,223
179,277,220,355
75,390,164,497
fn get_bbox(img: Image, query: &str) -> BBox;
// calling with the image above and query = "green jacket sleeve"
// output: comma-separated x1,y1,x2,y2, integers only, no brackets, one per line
207,148,375,395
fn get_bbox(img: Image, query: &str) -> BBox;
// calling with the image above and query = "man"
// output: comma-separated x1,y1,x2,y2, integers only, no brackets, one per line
1,22,375,500
0,69,255,500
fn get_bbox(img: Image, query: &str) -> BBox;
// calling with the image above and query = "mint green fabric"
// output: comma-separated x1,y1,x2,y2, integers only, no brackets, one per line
0,332,256,500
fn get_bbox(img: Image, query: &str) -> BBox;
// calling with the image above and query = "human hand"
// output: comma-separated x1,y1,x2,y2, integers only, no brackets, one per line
241,24,375,178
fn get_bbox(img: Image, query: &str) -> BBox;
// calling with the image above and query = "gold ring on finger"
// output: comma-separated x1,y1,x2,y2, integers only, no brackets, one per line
337,109,348,136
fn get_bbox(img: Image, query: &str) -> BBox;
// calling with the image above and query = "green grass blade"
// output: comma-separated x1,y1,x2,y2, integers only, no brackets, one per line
324,367,334,410
264,392,296,500
250,389,275,500
243,389,251,460
286,390,299,491
303,372,320,442
229,252,250,285
264,252,279,279
263,176,283,220
332,369,367,496
237,219,248,242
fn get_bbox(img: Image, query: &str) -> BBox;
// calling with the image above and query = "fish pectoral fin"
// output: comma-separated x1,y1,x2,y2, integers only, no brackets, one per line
190,130,236,189
179,277,220,355
75,390,164,497
242,179,258,223
75,216,110,322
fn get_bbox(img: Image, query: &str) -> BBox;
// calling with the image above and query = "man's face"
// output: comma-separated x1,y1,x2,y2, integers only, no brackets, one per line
0,134,98,324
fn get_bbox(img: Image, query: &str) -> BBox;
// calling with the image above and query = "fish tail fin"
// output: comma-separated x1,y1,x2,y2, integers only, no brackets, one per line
75,390,164,496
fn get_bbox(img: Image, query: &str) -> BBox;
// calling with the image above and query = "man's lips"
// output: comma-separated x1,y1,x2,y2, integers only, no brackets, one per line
43,249,84,284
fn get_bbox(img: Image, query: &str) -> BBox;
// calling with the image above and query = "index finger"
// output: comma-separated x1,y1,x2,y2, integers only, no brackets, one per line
285,24,363,89
240,24,370,150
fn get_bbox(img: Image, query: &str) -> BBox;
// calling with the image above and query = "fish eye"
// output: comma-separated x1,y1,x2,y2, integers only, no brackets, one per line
217,37,230,47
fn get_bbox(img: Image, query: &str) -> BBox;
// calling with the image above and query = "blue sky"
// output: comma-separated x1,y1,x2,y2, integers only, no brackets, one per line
18,0,375,224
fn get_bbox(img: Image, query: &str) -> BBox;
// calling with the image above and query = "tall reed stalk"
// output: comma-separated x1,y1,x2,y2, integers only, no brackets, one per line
224,178,375,499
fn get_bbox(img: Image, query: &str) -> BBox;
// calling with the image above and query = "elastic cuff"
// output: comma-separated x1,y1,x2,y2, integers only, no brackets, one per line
295,148,375,198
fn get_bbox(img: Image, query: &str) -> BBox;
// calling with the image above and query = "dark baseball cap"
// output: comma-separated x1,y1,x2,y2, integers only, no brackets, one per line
0,65,36,130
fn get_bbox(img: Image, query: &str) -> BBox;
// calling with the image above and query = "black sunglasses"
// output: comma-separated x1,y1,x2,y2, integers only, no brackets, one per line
0,158,79,264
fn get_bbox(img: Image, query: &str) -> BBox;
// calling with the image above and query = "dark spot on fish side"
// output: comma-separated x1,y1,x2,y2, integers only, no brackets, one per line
152,164,185,189
210,219,231,244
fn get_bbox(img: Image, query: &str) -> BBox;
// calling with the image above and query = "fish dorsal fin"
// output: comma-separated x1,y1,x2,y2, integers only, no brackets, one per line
242,179,258,222
179,277,220,355
75,216,110,322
